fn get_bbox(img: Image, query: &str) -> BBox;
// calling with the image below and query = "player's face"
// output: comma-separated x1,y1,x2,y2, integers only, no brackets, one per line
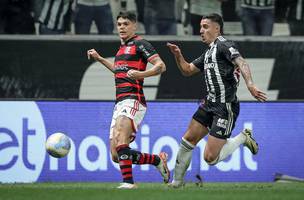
199,19,220,45
117,17,137,42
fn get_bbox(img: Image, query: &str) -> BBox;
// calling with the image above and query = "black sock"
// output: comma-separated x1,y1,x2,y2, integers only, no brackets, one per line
116,144,134,184
129,149,160,166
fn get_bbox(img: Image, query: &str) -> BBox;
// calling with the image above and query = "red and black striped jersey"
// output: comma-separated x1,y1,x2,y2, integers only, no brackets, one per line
114,35,159,106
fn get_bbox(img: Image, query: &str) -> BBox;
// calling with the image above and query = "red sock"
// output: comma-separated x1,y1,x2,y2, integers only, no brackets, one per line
128,148,160,166
116,144,134,184
137,153,160,166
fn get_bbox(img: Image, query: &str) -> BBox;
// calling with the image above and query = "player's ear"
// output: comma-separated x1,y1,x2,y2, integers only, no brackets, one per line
133,22,137,31
215,24,220,34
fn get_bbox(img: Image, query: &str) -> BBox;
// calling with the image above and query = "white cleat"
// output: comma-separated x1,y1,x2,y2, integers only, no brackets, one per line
156,152,170,183
242,128,259,155
168,180,185,188
117,182,138,189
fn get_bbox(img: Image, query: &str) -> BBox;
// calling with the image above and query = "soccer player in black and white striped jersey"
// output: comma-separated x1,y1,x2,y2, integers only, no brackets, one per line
167,13,267,188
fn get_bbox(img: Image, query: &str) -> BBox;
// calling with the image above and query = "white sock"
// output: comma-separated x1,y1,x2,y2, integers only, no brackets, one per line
209,132,246,165
173,137,195,182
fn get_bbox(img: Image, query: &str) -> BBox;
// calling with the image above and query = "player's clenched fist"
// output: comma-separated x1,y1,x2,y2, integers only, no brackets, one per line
87,49,101,60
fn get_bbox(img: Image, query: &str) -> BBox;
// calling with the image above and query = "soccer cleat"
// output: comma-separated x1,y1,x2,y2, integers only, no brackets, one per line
168,180,185,188
242,128,259,155
117,182,138,189
156,152,170,183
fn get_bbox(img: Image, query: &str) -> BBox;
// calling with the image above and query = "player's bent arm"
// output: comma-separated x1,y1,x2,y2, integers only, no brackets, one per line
233,56,267,102
175,54,200,77
167,42,199,76
96,56,115,73
233,56,254,88
139,56,166,78
87,49,115,73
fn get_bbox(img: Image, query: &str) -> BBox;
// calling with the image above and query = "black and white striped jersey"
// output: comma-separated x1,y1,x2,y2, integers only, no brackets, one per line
287,0,304,21
241,0,275,9
192,36,241,103
38,0,73,31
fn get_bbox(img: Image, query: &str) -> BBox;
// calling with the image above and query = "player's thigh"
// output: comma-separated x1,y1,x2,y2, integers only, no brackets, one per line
204,134,226,160
110,99,146,144
115,99,146,141
205,102,239,160
114,115,134,144
184,105,212,145
183,119,209,145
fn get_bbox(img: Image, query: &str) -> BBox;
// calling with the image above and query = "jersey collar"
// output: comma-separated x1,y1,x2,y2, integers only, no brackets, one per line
122,35,138,45
209,36,222,47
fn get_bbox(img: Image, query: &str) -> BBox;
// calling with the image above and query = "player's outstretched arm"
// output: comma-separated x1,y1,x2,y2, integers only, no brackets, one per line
127,56,166,79
166,42,199,76
87,49,115,73
233,56,267,102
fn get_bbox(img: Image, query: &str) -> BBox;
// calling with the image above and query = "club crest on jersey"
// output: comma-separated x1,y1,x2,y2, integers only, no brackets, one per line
124,46,132,54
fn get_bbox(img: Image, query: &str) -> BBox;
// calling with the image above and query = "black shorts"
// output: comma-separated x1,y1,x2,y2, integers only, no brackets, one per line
192,100,240,139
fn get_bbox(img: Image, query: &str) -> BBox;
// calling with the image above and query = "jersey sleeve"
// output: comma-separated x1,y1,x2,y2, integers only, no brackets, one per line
191,54,205,72
219,41,241,63
137,39,158,62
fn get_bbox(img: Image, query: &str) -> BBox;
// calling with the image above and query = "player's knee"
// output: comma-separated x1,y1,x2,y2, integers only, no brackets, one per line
204,153,218,166
113,128,123,141
111,154,119,163
183,135,197,145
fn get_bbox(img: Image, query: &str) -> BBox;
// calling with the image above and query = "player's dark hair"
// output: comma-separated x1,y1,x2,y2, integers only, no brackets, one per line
202,13,224,35
117,11,137,23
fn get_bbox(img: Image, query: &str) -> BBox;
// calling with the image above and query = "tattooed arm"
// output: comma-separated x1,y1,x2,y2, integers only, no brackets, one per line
233,56,267,102
127,56,166,79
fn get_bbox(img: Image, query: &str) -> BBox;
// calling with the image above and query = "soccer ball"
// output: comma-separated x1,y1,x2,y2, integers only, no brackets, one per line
45,132,71,158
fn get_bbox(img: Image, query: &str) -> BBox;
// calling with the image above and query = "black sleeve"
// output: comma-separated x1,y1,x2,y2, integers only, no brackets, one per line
136,39,158,61
192,54,205,72
219,41,241,63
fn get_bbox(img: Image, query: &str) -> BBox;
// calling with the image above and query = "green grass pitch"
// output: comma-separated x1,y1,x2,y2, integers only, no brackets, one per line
0,182,303,200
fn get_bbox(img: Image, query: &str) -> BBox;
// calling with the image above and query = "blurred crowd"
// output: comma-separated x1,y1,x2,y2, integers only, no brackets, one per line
0,0,303,36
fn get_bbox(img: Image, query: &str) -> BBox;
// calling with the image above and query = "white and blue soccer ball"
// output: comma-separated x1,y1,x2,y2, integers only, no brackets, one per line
45,132,71,158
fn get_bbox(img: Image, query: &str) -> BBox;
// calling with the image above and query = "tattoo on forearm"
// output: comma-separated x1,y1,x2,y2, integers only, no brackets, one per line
239,59,253,85
155,66,162,74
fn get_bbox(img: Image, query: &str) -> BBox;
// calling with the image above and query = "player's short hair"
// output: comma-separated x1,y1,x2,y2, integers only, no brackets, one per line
117,11,137,23
202,13,224,35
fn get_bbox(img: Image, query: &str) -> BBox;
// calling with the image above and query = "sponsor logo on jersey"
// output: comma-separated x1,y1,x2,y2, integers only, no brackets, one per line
216,118,228,129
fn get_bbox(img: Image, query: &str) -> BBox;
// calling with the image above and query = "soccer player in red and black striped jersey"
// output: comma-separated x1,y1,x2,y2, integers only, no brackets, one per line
87,11,169,189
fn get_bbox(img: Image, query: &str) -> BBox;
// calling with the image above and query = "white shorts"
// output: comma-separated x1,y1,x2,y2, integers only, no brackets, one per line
109,99,146,142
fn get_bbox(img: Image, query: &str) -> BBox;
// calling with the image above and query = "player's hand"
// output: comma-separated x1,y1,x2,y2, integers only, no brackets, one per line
87,49,101,60
127,69,143,80
166,42,182,56
248,85,267,102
